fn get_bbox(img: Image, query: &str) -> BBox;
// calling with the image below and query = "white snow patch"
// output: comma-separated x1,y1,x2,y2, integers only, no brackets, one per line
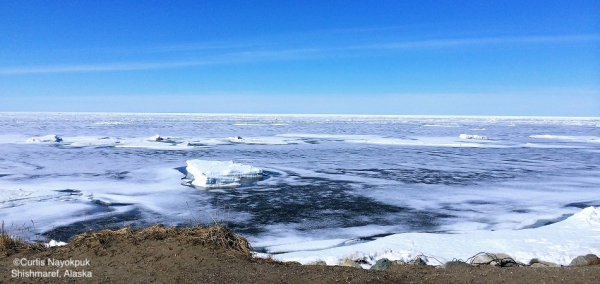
185,160,263,188
45,240,67,247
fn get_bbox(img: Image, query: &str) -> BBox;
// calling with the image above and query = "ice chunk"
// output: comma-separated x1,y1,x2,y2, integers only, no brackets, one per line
26,134,63,143
459,134,488,140
227,136,245,143
185,160,263,188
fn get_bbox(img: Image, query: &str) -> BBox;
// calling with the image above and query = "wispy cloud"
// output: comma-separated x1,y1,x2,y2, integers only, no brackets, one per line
0,61,206,75
1,34,597,75
347,34,600,50
0,48,323,75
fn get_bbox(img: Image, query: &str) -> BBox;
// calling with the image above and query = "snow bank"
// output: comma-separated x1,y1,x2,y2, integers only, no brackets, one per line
184,160,263,188
26,134,62,143
265,207,600,267
459,134,488,140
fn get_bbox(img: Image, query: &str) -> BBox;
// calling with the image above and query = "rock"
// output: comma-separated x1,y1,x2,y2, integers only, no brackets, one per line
471,253,515,266
392,260,406,265
442,260,472,269
370,258,393,271
529,258,560,267
501,261,518,267
570,254,600,266
341,258,362,268
307,260,327,266
409,256,427,266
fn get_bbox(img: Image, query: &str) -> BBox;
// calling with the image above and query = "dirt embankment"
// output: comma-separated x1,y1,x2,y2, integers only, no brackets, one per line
1,224,599,283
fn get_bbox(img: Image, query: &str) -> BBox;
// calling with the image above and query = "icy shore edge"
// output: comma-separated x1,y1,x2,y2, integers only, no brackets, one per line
259,206,600,268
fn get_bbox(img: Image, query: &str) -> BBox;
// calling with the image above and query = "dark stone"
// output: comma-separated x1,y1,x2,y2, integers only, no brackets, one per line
570,254,600,266
370,258,393,271
409,257,427,266
529,258,560,267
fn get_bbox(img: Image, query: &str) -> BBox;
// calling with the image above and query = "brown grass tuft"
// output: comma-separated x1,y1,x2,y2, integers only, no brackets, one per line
67,224,252,257
0,221,44,256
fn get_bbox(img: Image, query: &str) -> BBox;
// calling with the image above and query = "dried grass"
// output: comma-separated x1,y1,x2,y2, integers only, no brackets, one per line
0,221,44,256
67,224,252,257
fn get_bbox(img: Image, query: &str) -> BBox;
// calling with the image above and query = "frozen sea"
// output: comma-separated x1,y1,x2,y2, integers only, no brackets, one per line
1,112,599,265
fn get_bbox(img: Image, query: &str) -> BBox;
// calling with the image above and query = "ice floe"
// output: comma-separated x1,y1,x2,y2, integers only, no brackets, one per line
62,136,120,148
26,134,62,143
529,135,600,143
184,160,263,188
345,136,500,148
227,136,301,145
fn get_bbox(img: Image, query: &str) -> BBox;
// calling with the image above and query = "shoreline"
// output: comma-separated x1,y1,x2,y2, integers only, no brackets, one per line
1,224,599,283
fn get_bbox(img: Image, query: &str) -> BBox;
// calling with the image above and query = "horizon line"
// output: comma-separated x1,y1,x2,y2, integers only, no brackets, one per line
1,111,598,119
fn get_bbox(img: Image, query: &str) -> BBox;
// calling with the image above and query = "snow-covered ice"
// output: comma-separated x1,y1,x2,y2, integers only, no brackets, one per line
529,135,600,143
263,207,600,267
227,136,301,145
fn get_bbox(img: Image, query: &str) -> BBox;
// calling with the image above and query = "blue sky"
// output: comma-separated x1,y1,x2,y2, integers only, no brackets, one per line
1,1,599,115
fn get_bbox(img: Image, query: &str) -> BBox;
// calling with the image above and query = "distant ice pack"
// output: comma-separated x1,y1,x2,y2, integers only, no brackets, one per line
183,160,263,188
459,134,488,140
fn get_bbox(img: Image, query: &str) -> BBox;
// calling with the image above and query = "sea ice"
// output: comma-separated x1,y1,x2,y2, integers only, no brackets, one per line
25,134,62,143
62,136,120,148
459,134,488,140
264,207,600,267
184,160,263,188
529,135,600,143
147,134,174,142
227,136,300,145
